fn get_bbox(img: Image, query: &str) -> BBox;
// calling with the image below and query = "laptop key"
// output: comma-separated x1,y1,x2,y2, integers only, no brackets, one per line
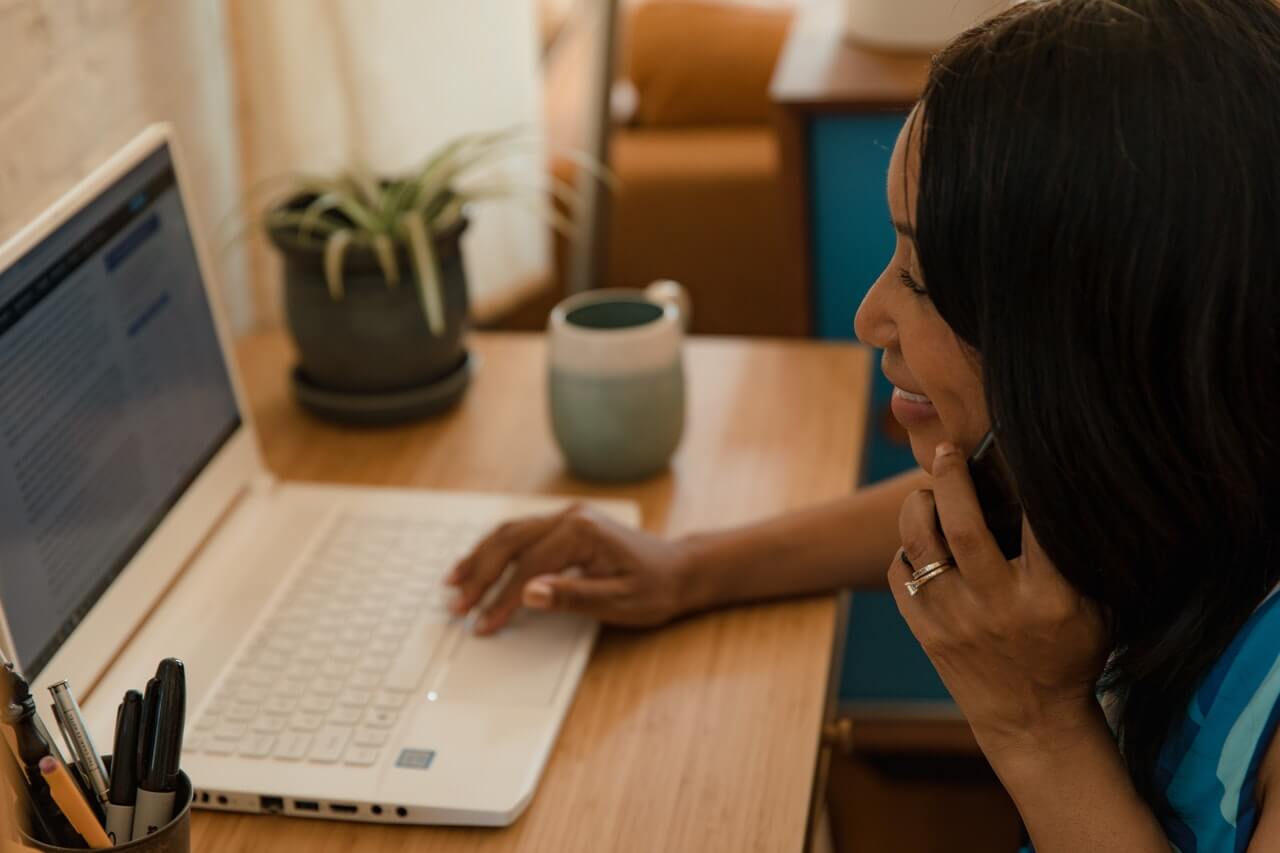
290,712,324,732
329,707,361,726
273,732,311,761
342,746,379,767
300,695,334,713
312,677,343,696
214,721,247,741
252,716,286,734
224,702,258,722
349,672,379,689
319,660,353,679
279,678,309,696
352,728,388,747
372,691,406,710
263,696,298,715
238,733,275,758
308,726,350,763
337,689,371,708
362,709,397,729
204,737,236,756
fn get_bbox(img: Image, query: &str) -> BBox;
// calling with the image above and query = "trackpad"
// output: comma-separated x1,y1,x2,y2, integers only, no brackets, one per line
438,612,586,707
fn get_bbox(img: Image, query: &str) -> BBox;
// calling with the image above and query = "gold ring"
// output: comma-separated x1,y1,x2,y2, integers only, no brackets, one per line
910,558,954,581
905,562,955,596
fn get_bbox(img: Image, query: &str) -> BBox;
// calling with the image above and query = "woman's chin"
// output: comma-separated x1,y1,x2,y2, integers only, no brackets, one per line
907,432,945,474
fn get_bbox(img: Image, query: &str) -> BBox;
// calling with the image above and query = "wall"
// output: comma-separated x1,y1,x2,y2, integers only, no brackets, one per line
0,0,251,331
228,0,551,327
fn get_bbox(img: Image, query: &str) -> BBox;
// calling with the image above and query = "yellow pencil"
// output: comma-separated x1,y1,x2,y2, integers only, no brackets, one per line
38,756,111,849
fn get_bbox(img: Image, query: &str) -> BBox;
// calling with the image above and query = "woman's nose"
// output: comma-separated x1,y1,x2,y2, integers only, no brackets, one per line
854,273,897,350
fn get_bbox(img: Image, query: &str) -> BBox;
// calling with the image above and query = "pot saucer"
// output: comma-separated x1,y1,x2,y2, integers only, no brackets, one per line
290,351,477,426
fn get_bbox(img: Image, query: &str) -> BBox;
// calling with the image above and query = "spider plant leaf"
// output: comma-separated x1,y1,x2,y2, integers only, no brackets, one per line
449,191,580,241
372,233,400,287
299,192,348,240
409,128,530,211
412,126,528,187
346,166,385,211
400,210,445,336
380,178,417,223
324,229,353,301
264,210,345,247
289,178,384,234
434,196,466,230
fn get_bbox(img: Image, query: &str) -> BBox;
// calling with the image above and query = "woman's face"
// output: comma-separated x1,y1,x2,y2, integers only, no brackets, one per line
854,111,990,473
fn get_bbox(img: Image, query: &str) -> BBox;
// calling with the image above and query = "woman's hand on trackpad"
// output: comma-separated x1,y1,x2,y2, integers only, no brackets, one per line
444,504,694,635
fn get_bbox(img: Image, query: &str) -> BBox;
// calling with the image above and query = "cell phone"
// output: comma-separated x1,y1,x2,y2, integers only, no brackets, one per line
937,430,1024,559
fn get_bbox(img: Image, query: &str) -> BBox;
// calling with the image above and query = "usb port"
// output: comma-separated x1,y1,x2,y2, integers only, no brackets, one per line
294,800,320,812
329,803,358,814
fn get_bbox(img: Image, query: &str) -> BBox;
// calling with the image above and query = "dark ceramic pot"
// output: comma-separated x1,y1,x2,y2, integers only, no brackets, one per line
268,210,470,395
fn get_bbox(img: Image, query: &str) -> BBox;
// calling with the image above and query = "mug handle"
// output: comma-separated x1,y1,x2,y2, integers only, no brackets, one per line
644,280,692,331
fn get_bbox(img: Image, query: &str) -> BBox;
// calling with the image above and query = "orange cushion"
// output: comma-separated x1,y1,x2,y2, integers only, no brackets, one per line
623,1,793,127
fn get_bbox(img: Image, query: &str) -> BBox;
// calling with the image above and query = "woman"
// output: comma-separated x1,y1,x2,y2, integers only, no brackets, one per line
448,0,1280,849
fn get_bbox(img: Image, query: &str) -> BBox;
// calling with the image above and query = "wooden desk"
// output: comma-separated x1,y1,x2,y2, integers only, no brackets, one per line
197,331,871,852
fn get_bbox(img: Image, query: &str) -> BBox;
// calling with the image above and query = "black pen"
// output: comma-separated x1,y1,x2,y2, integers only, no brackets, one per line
132,659,184,839
105,690,143,844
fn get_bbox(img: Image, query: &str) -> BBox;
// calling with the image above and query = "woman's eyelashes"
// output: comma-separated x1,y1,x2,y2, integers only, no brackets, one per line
897,268,928,297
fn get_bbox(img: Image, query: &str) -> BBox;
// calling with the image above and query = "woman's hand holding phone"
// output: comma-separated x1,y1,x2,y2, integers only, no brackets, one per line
892,441,1109,766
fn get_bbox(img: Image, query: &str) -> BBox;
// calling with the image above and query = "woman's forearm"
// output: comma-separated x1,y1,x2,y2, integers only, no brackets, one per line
677,468,928,611
984,704,1169,853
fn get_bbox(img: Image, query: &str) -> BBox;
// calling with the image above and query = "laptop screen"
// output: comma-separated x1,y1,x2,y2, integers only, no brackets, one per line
0,144,241,677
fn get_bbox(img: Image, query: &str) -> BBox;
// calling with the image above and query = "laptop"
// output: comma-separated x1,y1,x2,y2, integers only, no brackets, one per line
0,125,638,826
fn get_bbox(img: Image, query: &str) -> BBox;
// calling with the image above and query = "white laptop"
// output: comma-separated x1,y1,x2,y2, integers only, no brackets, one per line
0,125,638,826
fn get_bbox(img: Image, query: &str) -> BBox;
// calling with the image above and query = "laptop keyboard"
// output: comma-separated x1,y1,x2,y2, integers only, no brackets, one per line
187,511,487,766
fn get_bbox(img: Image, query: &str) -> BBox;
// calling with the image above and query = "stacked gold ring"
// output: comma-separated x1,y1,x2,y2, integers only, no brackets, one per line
905,559,955,596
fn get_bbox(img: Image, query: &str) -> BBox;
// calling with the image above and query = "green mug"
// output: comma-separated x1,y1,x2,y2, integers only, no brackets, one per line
548,282,690,482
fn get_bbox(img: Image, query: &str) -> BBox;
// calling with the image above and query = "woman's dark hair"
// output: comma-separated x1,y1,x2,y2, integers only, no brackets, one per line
913,0,1280,815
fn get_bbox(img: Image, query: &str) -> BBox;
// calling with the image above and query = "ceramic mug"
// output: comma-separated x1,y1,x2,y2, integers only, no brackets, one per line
548,281,690,482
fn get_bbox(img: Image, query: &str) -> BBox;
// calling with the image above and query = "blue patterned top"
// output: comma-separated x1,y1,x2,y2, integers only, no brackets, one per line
1157,587,1280,851
1023,587,1280,852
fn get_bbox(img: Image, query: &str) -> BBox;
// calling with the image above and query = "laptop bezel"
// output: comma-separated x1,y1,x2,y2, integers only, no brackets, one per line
0,124,265,697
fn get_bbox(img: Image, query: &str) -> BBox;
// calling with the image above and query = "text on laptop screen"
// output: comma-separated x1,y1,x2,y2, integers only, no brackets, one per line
0,144,241,677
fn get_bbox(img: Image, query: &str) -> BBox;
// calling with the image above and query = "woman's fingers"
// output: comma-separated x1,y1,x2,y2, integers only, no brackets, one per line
930,442,1008,583
524,574,634,621
898,488,951,570
446,510,569,615
474,515,597,634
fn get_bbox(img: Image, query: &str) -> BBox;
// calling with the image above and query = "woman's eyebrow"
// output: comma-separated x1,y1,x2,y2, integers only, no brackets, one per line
891,220,917,240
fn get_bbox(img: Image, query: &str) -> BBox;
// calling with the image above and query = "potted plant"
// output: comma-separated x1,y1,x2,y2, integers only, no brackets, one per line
262,129,582,424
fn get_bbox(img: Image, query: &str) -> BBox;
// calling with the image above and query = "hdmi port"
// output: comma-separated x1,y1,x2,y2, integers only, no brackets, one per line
329,803,358,814
294,800,319,812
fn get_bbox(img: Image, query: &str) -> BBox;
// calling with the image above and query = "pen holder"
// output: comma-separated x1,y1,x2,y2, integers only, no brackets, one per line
19,757,193,852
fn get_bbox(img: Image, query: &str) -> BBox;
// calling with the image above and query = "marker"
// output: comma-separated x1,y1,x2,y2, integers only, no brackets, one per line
49,681,110,811
132,659,185,839
40,755,112,849
105,690,143,844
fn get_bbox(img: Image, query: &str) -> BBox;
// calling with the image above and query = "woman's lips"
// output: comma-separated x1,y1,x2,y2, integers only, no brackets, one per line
890,386,938,427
